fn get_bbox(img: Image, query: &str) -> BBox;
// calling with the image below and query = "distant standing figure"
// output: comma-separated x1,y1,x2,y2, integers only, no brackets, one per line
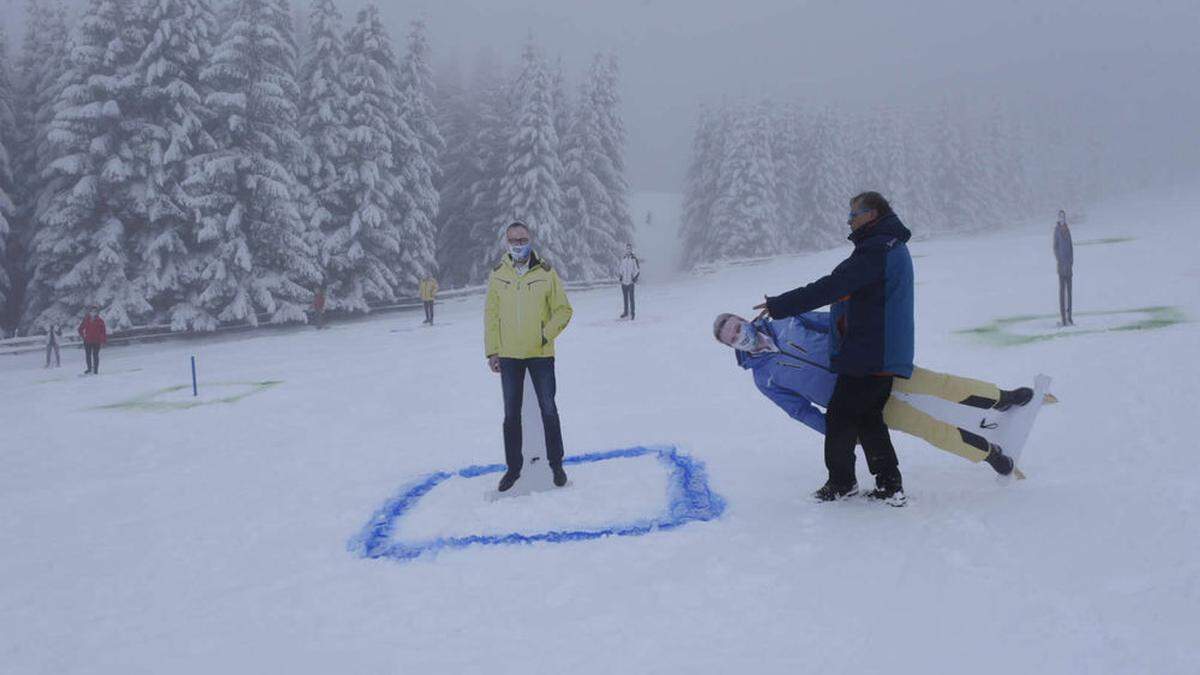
1053,210,1074,326
78,307,107,375
420,276,439,325
313,287,327,329
617,243,640,320
45,325,62,368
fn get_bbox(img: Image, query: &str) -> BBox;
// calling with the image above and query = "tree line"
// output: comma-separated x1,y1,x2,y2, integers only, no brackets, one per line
0,0,633,335
680,98,1104,269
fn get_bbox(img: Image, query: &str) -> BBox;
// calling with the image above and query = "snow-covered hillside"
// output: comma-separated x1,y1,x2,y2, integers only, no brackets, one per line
2,188,1198,674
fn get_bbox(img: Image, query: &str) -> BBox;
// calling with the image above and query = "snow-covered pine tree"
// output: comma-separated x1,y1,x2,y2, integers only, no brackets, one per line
796,107,853,248
589,52,635,259
868,105,930,229
298,0,349,291
991,104,1034,220
679,103,729,269
549,54,570,169
559,52,636,280
186,0,317,329
213,0,239,36
460,55,514,285
432,56,480,287
976,100,1031,225
392,17,441,294
770,102,806,252
893,105,938,232
25,0,150,331
0,28,16,329
131,0,220,330
321,4,408,311
955,104,1003,229
928,99,988,232
703,102,780,263
273,0,320,271
16,0,71,212
11,0,70,330
847,106,898,212
559,77,614,279
494,38,567,274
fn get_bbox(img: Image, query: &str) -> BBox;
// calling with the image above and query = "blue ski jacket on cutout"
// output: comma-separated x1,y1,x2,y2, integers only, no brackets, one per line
764,213,915,378
736,314,838,434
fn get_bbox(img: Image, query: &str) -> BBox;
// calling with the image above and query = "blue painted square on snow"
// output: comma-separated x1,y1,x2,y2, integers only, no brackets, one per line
348,445,726,563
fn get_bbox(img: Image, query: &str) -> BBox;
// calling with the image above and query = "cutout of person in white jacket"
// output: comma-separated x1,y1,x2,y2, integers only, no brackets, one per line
617,243,640,320
45,325,62,368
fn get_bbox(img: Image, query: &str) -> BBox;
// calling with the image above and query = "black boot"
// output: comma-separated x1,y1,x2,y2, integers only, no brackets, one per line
551,464,568,487
866,471,906,507
497,471,520,492
994,387,1033,412
812,480,858,502
985,444,1015,476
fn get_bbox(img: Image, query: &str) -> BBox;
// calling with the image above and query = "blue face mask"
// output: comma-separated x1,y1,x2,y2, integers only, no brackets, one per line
509,243,531,261
732,321,759,352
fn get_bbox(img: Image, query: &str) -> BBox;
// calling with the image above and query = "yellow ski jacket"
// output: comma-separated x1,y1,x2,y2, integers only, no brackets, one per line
419,278,439,301
484,252,573,359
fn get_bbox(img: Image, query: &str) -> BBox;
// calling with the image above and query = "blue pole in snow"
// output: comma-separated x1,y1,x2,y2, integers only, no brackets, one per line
191,356,197,397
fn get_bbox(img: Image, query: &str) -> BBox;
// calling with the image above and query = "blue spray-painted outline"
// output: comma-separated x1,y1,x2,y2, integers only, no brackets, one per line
348,445,726,563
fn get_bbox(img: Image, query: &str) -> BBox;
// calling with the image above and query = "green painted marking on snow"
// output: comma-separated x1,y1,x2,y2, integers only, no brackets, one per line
96,380,283,412
1076,236,1135,247
957,306,1187,346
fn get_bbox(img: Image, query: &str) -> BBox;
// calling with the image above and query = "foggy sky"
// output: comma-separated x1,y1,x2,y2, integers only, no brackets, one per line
3,0,1198,192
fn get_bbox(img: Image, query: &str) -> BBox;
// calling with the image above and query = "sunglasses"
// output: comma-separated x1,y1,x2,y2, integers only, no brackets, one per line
848,209,872,220
507,237,530,245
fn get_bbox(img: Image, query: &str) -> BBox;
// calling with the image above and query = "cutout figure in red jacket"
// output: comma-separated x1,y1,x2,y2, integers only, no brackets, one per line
78,306,107,375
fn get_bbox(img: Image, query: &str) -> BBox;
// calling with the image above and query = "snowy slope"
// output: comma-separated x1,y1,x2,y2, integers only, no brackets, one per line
2,188,1199,674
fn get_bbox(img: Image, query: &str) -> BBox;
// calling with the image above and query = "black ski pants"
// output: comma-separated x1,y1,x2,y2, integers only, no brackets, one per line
1058,274,1073,325
824,374,900,486
621,284,636,318
84,343,101,373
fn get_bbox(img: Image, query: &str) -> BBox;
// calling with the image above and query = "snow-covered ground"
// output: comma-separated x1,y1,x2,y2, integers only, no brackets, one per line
3,189,1199,674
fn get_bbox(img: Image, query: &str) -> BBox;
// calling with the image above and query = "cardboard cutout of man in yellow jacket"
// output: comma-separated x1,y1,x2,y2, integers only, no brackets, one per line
484,223,574,493
484,252,573,359
419,277,439,324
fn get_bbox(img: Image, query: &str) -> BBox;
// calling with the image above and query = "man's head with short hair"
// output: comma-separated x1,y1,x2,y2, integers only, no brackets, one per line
505,222,532,261
713,312,753,349
506,221,531,240
848,191,892,231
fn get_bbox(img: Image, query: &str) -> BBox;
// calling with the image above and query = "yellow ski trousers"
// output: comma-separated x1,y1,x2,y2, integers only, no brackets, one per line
884,367,1002,462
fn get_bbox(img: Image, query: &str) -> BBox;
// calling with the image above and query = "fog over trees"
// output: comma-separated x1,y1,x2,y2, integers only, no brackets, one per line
0,0,1195,334
679,98,1095,268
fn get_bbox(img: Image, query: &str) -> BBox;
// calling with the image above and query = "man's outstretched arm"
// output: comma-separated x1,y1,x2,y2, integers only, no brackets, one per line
764,252,882,319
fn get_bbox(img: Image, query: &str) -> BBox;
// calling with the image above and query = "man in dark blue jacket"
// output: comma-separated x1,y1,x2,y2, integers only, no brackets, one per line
755,192,914,506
